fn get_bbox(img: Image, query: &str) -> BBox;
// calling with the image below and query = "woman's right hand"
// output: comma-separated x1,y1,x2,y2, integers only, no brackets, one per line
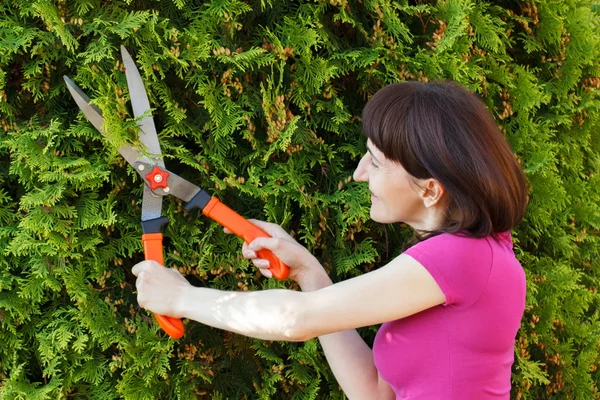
225,219,331,290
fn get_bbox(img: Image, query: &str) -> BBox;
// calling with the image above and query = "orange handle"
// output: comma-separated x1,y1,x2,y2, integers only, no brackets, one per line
141,233,185,339
202,197,290,280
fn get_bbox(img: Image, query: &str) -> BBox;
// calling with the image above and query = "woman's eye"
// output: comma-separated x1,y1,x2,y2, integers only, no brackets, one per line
370,160,379,168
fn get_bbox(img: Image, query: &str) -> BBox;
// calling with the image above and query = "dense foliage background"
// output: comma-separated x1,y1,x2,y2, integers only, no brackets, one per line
1,0,599,398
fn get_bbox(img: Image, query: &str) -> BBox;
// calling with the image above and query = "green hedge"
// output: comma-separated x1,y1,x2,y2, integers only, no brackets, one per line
1,0,599,398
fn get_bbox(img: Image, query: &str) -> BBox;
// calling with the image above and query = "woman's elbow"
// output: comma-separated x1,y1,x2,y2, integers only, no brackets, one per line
283,325,317,342
281,299,319,342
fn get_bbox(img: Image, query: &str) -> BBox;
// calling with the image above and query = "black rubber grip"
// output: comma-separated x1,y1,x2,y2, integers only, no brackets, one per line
141,216,169,234
184,190,212,212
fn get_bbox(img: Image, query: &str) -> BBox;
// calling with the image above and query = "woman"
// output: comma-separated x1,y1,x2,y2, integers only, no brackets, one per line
132,81,529,399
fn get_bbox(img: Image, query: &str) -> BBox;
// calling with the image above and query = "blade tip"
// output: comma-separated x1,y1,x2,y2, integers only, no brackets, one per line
120,45,130,59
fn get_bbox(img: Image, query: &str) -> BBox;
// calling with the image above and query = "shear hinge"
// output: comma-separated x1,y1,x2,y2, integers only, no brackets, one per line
145,166,170,191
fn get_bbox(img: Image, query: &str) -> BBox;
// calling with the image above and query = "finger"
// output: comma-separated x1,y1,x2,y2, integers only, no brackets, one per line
135,273,145,293
223,227,232,234
136,284,149,309
247,236,281,253
242,246,257,259
250,258,270,270
132,261,149,277
239,240,258,258
133,259,162,276
255,259,270,269
259,268,273,279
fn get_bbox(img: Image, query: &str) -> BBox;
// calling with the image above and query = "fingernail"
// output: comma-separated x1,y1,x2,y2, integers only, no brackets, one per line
262,270,273,278
249,251,257,258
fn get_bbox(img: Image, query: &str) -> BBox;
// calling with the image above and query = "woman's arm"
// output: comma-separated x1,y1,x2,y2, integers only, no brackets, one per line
318,331,395,400
298,271,396,400
133,254,444,398
133,254,443,340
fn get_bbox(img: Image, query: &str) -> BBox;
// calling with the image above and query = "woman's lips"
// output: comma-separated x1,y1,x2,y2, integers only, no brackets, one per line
369,188,377,200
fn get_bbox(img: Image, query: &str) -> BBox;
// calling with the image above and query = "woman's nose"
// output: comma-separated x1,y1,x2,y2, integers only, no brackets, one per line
353,155,368,182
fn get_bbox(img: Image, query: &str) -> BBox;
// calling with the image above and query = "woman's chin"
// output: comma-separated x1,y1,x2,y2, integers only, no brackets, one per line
369,208,390,224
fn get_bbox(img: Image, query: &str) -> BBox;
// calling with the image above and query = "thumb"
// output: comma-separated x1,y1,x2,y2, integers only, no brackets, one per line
132,260,160,277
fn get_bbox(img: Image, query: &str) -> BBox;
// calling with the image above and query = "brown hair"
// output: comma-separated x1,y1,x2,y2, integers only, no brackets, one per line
362,81,528,239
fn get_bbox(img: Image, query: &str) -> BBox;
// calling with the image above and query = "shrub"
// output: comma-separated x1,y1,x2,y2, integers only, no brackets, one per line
0,0,599,398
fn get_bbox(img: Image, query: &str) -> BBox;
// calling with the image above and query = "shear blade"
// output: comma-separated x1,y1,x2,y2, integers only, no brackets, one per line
120,46,165,168
63,76,147,168
142,185,163,221
63,76,105,134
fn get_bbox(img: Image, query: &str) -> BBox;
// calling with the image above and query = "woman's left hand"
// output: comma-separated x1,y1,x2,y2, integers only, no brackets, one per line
131,260,191,318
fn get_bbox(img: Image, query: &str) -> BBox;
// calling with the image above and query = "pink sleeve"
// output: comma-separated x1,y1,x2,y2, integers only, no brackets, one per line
403,234,494,307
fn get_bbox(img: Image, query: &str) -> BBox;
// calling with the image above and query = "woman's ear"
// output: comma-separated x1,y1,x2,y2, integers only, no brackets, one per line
421,179,445,208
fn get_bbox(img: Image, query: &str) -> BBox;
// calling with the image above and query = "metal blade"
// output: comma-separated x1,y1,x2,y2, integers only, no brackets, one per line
64,76,105,134
65,74,162,219
120,45,165,168
142,185,163,221
64,75,147,167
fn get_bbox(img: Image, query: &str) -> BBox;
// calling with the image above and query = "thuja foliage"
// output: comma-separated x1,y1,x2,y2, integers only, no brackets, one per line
0,0,599,398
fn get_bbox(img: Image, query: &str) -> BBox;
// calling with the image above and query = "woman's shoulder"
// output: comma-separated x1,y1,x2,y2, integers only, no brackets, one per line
409,230,512,246
403,231,513,262
401,231,518,307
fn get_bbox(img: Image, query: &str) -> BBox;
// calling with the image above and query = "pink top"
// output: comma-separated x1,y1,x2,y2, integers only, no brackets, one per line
373,232,526,399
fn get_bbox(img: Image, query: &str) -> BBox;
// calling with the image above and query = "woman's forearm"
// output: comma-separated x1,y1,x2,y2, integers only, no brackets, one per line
176,266,332,341
179,286,306,341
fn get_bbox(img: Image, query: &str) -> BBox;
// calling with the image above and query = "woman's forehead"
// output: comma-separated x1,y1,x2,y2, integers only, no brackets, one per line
366,139,385,159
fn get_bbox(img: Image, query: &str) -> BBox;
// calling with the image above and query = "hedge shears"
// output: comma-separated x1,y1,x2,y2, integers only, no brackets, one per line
64,46,289,339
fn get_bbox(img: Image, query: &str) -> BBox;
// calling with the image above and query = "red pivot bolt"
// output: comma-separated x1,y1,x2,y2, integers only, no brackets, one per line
145,166,170,191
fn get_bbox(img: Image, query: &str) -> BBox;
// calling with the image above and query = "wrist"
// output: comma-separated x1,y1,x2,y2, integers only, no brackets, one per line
176,284,194,319
297,268,333,292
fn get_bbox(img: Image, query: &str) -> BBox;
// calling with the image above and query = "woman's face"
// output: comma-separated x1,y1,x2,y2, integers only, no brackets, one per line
353,140,429,226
